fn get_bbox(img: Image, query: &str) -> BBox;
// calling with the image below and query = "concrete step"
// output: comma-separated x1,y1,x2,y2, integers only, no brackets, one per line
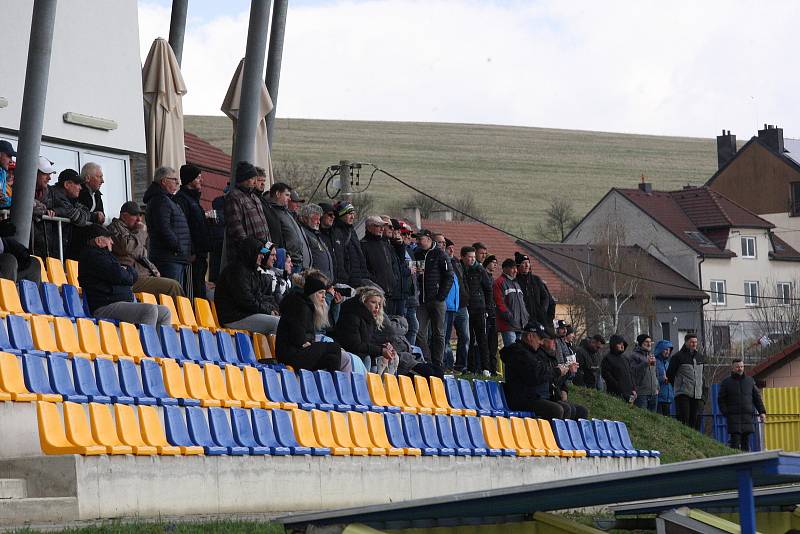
0,497,78,526
0,480,25,500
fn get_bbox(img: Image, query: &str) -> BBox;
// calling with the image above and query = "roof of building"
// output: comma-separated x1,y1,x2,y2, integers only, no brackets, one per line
519,242,708,301
749,338,800,379
770,234,800,261
706,136,800,186
184,132,231,209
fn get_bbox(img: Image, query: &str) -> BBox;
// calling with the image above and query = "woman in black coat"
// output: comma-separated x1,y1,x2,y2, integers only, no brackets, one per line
274,277,349,372
718,359,767,451
332,287,397,374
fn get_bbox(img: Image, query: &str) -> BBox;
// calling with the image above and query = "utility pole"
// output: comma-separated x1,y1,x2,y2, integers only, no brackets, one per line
338,160,352,202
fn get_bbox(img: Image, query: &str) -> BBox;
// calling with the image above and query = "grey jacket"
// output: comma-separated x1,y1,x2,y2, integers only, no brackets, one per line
627,345,659,396
493,274,529,332
555,337,576,365
666,345,705,399
263,199,307,268
299,223,333,281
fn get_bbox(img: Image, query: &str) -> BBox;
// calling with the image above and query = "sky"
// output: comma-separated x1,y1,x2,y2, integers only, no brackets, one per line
137,0,800,138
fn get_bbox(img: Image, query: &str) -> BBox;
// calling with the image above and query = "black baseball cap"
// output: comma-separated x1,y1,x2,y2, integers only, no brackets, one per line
57,168,85,185
120,201,143,215
0,140,16,157
414,228,433,239
522,321,552,339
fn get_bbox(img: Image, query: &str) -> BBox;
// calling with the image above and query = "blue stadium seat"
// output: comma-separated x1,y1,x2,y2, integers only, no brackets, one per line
7,315,47,356
207,408,249,455
159,326,185,361
261,368,295,408
399,413,438,456
384,412,425,454
456,378,491,416
351,372,396,412
18,280,47,315
418,414,454,455
139,324,165,359
234,332,258,366
604,420,643,457
21,354,60,399
472,381,504,416
216,331,242,366
271,408,329,455
41,283,68,318
578,419,613,456
62,284,93,321
139,359,179,406
297,369,334,411
450,415,487,456
314,371,353,411
198,329,225,366
116,358,158,406
487,381,532,417
434,414,470,456
592,419,626,457
279,369,316,410
0,317,22,356
565,418,600,457
552,419,579,452
443,376,468,412
45,355,88,402
332,370,368,412
248,408,290,455
614,420,659,457
228,407,269,455
185,407,229,455
465,415,505,456
164,405,210,452
71,357,112,403
94,358,134,404
178,328,205,365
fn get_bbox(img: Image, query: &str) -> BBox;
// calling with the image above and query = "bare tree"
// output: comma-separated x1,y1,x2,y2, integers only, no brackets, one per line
535,197,579,243
404,192,484,222
747,277,800,359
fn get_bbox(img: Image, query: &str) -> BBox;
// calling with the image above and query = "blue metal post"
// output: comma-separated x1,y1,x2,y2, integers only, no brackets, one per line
737,468,756,534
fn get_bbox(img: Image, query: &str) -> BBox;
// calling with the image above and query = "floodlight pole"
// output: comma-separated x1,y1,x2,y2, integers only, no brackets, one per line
265,0,288,148
11,0,57,246
168,0,189,66
339,160,352,202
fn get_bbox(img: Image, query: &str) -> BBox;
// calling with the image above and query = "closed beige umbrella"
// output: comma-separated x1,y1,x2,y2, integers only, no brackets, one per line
221,58,274,184
142,38,187,180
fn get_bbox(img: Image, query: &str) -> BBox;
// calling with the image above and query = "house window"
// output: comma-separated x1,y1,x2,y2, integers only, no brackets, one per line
744,281,759,306
778,282,793,305
792,182,800,216
712,325,731,352
710,280,726,305
741,236,756,258
660,322,671,341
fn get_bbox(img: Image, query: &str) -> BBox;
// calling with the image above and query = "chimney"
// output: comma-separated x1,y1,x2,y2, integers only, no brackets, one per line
758,124,784,154
716,129,737,169
401,206,421,229
638,173,652,193
429,209,453,221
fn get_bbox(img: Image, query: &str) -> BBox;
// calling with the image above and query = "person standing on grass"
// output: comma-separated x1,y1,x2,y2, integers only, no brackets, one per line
601,334,636,403
717,358,766,451
460,246,492,376
667,333,706,429
574,334,606,390
654,339,674,416
494,258,529,350
628,334,659,412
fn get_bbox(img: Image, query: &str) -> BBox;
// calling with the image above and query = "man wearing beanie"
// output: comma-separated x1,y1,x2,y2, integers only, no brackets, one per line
175,164,211,298
628,333,659,412
224,161,269,258
514,251,555,327
330,201,370,286
493,258,529,349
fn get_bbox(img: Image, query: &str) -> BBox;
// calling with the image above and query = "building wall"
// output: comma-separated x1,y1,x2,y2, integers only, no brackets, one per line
762,212,800,253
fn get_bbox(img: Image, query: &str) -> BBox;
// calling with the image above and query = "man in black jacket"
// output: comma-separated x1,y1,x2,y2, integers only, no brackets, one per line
718,358,766,451
361,215,399,301
574,335,606,389
174,164,211,299
215,237,281,334
330,202,370,287
461,246,492,375
143,166,192,290
413,229,453,367
263,182,306,270
51,169,101,260
78,224,170,326
515,252,554,327
601,334,635,402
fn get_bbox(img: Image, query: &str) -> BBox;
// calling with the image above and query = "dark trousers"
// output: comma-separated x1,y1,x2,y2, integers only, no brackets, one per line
486,314,498,374
467,309,489,373
385,299,406,317
190,253,208,300
154,261,188,290
530,399,589,421
281,342,343,372
415,300,447,367
729,432,752,451
658,402,671,416
675,394,702,428
209,239,224,282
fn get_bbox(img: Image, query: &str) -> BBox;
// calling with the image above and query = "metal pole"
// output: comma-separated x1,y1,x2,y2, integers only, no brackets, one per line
11,0,58,245
339,160,352,202
265,0,288,148
231,0,271,177
737,469,756,534
168,0,189,66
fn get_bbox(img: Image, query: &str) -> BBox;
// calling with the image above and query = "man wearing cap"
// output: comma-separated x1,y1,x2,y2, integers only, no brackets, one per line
361,215,400,304
554,320,577,364
51,169,100,259
288,189,304,216
443,237,470,373
32,156,56,258
493,258,529,348
263,182,306,270
413,228,453,367
386,218,415,320
174,164,211,299
224,161,269,258
143,166,192,289
331,201,370,287
298,203,333,280
108,201,183,298
79,224,171,326
515,252,555,327
0,141,15,209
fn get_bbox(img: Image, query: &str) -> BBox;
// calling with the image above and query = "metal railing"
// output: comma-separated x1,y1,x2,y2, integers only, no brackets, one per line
32,214,70,262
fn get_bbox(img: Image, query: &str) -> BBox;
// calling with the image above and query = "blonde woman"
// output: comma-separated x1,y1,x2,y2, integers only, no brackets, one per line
332,286,399,375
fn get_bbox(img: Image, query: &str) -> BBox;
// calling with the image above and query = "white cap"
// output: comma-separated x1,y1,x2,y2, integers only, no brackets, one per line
37,156,55,174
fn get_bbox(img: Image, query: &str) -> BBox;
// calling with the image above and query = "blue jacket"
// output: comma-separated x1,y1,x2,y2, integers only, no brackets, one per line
445,272,459,311
78,245,137,313
654,339,674,404
143,182,192,264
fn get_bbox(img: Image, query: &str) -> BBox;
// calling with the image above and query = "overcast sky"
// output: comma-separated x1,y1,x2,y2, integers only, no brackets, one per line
138,0,799,138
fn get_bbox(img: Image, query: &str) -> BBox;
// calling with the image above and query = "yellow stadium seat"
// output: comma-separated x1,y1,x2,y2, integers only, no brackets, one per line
291,408,336,453
65,259,80,288
0,279,29,317
382,374,417,413
63,402,106,452
411,375,448,415
510,417,545,456
30,315,60,354
366,411,419,456
98,320,139,362
138,405,199,455
347,411,391,456
175,296,199,331
159,295,180,327
242,366,281,410
480,416,509,453
37,401,105,455
182,362,221,407
429,376,475,416
267,335,277,358
537,419,575,458
496,416,531,456
45,257,69,287
53,317,91,359
210,301,221,327
309,409,351,456
525,418,560,456
88,403,134,454
224,365,261,409
329,411,369,455
75,318,114,360
136,292,157,305
161,359,194,401
32,256,49,284
396,375,433,414
253,333,271,359
203,363,242,408
0,352,56,401
119,322,150,362
366,373,394,411
113,404,157,455
193,298,220,331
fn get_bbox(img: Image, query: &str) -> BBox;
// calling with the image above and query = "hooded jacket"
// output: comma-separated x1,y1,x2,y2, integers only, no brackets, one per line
718,372,766,434
263,198,307,267
143,181,192,264
331,296,384,358
361,232,400,297
214,238,279,325
174,187,211,255
667,344,705,399
628,344,659,396
654,340,674,404
574,338,603,388
493,274,529,332
414,245,453,304
79,244,137,313
503,340,559,409
331,218,371,286
275,290,317,361
601,335,635,400
224,184,269,255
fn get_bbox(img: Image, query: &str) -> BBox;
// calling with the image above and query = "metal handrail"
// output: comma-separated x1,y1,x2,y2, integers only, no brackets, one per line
33,214,70,261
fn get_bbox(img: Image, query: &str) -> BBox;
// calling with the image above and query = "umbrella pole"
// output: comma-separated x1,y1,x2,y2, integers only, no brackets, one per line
168,0,188,66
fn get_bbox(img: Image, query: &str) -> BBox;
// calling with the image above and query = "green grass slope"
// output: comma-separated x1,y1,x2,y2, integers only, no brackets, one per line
185,116,719,237
569,387,733,464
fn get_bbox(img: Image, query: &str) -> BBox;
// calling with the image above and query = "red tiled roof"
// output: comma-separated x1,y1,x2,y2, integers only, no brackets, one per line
184,132,231,209
770,234,800,261
750,338,800,378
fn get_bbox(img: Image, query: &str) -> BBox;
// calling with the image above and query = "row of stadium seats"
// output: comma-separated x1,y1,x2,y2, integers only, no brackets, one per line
551,418,659,458
30,256,80,289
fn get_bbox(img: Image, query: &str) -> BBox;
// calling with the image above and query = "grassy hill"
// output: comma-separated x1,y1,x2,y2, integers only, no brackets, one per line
185,116,719,238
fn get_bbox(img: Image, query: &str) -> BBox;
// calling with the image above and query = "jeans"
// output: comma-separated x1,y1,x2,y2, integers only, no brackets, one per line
501,330,520,348
404,306,419,346
224,314,280,335
154,261,188,292
444,307,469,371
415,300,447,367
94,302,171,327
634,394,658,412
